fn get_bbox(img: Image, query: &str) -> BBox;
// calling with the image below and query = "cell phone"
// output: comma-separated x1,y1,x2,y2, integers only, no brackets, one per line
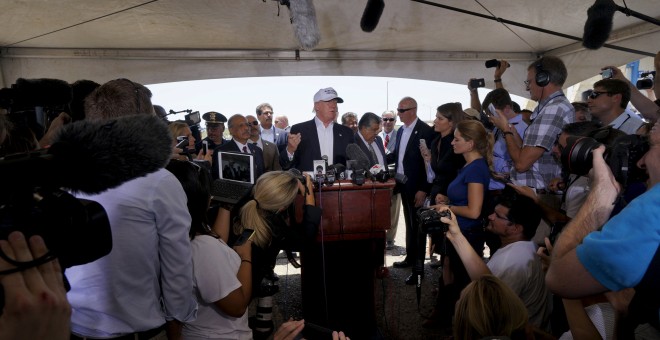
419,138,429,153
175,136,188,149
601,68,613,79
202,140,209,154
469,78,485,88
233,229,254,246
487,103,499,117
485,59,500,68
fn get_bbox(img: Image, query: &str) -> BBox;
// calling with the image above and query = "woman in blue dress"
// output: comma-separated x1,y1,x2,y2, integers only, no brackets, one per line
426,119,493,328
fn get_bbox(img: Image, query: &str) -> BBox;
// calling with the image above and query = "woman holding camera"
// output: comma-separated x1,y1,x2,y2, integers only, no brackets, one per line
168,120,212,162
213,170,320,338
425,119,493,328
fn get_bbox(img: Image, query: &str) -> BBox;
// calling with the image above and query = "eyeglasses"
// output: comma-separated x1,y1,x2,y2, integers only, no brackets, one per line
523,80,531,87
588,91,612,99
382,118,396,122
397,107,416,113
249,121,259,126
494,212,510,222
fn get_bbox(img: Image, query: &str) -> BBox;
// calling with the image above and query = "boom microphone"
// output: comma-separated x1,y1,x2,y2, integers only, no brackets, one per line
287,0,321,50
48,114,172,194
582,0,617,50
360,0,385,33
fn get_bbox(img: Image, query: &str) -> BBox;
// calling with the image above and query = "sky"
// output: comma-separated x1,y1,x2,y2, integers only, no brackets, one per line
146,76,530,127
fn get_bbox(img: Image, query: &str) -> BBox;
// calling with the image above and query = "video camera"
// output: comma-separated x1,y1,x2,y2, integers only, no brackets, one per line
560,134,649,186
636,71,655,90
0,78,72,140
417,208,451,234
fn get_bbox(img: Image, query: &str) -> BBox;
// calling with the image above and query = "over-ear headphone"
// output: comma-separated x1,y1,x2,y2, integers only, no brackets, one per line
535,58,550,87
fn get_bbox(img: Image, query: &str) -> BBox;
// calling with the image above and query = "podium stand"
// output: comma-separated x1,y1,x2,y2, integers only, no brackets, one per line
297,179,394,339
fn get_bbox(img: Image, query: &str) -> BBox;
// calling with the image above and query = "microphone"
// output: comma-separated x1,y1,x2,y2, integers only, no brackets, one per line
345,143,371,174
287,0,321,50
47,114,172,194
10,78,72,110
582,0,617,50
360,0,385,33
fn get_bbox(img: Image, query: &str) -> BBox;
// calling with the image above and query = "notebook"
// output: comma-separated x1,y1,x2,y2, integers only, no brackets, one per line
211,151,255,205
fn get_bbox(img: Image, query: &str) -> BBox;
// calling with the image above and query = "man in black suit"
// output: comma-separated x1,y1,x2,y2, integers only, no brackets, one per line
355,112,387,168
388,96,437,284
256,103,288,152
212,114,265,180
280,87,355,171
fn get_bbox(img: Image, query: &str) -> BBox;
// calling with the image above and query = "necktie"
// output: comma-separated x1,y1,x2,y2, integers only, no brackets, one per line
384,134,390,149
368,143,378,166
242,145,248,153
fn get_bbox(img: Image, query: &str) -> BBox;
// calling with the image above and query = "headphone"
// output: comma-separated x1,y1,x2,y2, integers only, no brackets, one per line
535,58,550,87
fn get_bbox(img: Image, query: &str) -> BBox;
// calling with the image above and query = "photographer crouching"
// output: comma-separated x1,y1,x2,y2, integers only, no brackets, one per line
429,189,553,335
213,170,320,339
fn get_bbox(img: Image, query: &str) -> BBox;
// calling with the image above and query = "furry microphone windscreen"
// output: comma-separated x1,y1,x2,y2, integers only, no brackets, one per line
360,0,385,33
12,78,72,110
288,0,321,50
49,114,172,194
582,0,617,49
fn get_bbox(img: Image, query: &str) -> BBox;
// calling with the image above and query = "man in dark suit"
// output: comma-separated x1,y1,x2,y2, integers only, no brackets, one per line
355,112,387,168
387,96,437,284
246,114,282,172
212,114,265,180
256,103,288,152
280,87,355,171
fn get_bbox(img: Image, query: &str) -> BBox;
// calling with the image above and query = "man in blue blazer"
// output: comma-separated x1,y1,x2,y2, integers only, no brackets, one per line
212,114,265,180
256,103,289,153
280,87,355,172
387,97,438,284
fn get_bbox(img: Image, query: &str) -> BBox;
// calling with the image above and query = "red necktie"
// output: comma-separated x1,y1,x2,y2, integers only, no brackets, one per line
243,146,248,153
384,134,390,148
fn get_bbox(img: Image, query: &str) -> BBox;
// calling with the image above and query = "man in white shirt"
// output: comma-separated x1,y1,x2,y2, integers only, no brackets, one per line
588,78,646,135
441,191,552,330
256,103,288,152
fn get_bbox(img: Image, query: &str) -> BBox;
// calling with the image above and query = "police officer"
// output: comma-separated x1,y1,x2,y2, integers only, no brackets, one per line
196,111,228,153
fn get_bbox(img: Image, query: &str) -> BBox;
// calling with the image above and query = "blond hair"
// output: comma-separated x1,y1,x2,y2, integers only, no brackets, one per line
454,275,529,339
234,171,300,248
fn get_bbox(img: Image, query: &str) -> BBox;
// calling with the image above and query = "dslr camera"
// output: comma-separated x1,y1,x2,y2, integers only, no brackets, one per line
417,208,452,234
561,134,649,186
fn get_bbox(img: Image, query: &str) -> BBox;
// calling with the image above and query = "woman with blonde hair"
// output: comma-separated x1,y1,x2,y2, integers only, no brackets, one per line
215,170,320,337
454,275,530,339
169,120,212,162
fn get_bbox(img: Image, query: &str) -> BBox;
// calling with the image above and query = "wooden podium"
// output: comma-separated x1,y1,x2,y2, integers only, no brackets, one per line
297,179,394,339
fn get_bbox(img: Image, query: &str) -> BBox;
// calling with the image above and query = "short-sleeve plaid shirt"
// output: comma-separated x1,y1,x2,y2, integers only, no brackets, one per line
511,91,574,189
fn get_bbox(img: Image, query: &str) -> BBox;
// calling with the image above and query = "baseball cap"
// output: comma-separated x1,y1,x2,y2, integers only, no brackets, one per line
464,108,481,119
313,87,344,103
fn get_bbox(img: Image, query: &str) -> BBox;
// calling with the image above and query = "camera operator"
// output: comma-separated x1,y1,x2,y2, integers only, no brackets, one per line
0,232,71,340
547,120,660,337
600,63,659,123
435,191,552,331
213,171,320,338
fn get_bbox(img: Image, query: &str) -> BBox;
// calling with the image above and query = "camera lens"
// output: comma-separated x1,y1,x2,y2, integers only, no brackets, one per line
561,136,601,176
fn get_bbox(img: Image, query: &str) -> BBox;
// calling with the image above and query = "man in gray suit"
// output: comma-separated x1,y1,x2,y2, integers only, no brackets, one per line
247,114,282,172
380,110,401,249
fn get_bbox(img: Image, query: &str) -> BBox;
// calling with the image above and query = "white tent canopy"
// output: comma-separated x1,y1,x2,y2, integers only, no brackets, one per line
1,0,659,97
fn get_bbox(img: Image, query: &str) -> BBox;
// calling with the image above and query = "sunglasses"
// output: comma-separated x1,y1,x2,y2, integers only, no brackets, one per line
382,118,396,122
397,107,416,113
588,91,612,99
249,121,259,126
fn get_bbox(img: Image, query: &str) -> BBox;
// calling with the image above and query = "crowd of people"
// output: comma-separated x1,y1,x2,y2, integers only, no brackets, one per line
0,50,658,340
